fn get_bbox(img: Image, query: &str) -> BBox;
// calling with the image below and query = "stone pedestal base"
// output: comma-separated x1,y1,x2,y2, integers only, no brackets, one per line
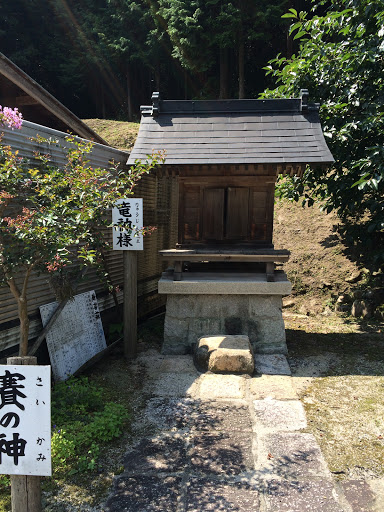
158,272,291,355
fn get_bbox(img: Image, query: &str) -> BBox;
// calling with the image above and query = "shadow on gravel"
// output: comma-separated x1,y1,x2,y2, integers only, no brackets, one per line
286,328,384,377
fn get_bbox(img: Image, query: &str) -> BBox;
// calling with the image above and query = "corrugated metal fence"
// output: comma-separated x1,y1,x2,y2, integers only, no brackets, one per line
0,121,178,352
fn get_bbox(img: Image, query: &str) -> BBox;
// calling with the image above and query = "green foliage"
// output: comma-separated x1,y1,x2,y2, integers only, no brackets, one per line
0,135,160,278
262,0,384,267
0,475,11,512
51,377,129,474
0,476,10,492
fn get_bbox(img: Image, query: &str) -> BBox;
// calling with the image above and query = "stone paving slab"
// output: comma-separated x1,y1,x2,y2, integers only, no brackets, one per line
122,433,188,473
159,356,200,373
253,398,307,431
104,351,382,512
104,475,182,512
265,479,344,512
258,433,331,480
144,398,253,433
366,479,384,512
190,400,252,432
190,431,255,475
341,480,377,512
150,372,200,397
250,374,297,399
185,477,261,511
144,397,196,430
197,374,245,399
254,354,292,375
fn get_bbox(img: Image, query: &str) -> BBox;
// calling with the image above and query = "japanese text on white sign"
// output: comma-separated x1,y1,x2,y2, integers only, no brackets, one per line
0,365,51,476
112,198,143,251
40,291,107,382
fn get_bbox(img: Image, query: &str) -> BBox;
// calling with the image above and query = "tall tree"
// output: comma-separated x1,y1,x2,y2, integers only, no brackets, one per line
0,0,303,116
263,0,384,266
149,0,289,99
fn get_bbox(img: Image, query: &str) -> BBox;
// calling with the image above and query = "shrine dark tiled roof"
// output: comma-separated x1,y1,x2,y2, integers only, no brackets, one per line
127,91,334,166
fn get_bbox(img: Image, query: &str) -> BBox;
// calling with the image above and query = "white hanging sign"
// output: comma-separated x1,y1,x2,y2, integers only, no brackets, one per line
112,198,143,251
0,365,51,476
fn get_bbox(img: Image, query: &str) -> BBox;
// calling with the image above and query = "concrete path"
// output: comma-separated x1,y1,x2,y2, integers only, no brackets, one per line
103,352,379,512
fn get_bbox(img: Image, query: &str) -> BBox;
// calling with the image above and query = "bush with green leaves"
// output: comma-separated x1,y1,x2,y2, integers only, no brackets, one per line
51,376,129,474
262,0,384,267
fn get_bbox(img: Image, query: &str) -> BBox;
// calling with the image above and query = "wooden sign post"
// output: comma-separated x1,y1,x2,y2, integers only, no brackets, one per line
123,251,137,359
3,356,51,512
112,198,143,360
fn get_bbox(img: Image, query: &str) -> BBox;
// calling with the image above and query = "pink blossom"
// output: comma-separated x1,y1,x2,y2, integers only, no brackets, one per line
0,106,23,130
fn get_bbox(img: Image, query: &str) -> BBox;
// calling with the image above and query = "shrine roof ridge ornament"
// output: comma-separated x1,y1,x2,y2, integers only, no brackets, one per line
129,90,334,166
140,90,318,116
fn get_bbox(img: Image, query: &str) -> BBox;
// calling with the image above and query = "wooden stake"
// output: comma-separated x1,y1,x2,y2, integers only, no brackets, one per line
7,356,41,512
123,251,137,359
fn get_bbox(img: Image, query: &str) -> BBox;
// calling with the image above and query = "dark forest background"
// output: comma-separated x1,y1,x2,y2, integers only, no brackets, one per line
0,0,311,119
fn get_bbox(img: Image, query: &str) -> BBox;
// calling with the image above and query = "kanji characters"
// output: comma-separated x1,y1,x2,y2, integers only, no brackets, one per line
116,232,133,248
117,201,132,218
0,433,27,465
0,371,26,410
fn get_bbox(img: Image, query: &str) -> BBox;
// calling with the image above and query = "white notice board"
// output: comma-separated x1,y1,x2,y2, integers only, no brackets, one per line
40,291,107,381
0,365,51,476
112,198,143,250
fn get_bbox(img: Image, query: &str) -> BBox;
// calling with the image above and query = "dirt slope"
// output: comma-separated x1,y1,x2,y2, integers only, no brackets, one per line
274,200,361,315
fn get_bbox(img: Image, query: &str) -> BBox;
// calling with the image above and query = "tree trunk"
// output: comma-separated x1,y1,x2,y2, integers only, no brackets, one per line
18,296,29,357
7,268,33,357
155,63,161,92
237,0,245,99
287,29,293,59
101,82,106,119
238,32,245,99
126,65,133,121
219,47,229,99
184,68,188,100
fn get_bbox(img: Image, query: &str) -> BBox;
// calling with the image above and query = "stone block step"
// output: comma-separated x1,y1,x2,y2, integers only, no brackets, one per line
195,335,254,375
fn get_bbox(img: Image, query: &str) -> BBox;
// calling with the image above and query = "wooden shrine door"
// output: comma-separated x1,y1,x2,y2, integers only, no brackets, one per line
178,178,274,247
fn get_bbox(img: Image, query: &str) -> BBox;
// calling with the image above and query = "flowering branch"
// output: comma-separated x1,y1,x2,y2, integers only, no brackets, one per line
0,106,23,130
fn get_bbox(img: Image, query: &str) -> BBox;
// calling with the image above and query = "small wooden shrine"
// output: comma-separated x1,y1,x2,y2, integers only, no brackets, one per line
128,91,334,354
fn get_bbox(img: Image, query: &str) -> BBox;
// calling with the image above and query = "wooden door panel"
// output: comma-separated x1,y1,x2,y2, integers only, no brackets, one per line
226,187,249,239
249,190,268,241
181,185,201,242
184,207,200,240
203,188,225,240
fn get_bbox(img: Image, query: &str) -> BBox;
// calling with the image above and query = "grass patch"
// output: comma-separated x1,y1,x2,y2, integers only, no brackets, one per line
82,119,139,151
286,312,384,481
302,374,384,479
51,376,129,475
